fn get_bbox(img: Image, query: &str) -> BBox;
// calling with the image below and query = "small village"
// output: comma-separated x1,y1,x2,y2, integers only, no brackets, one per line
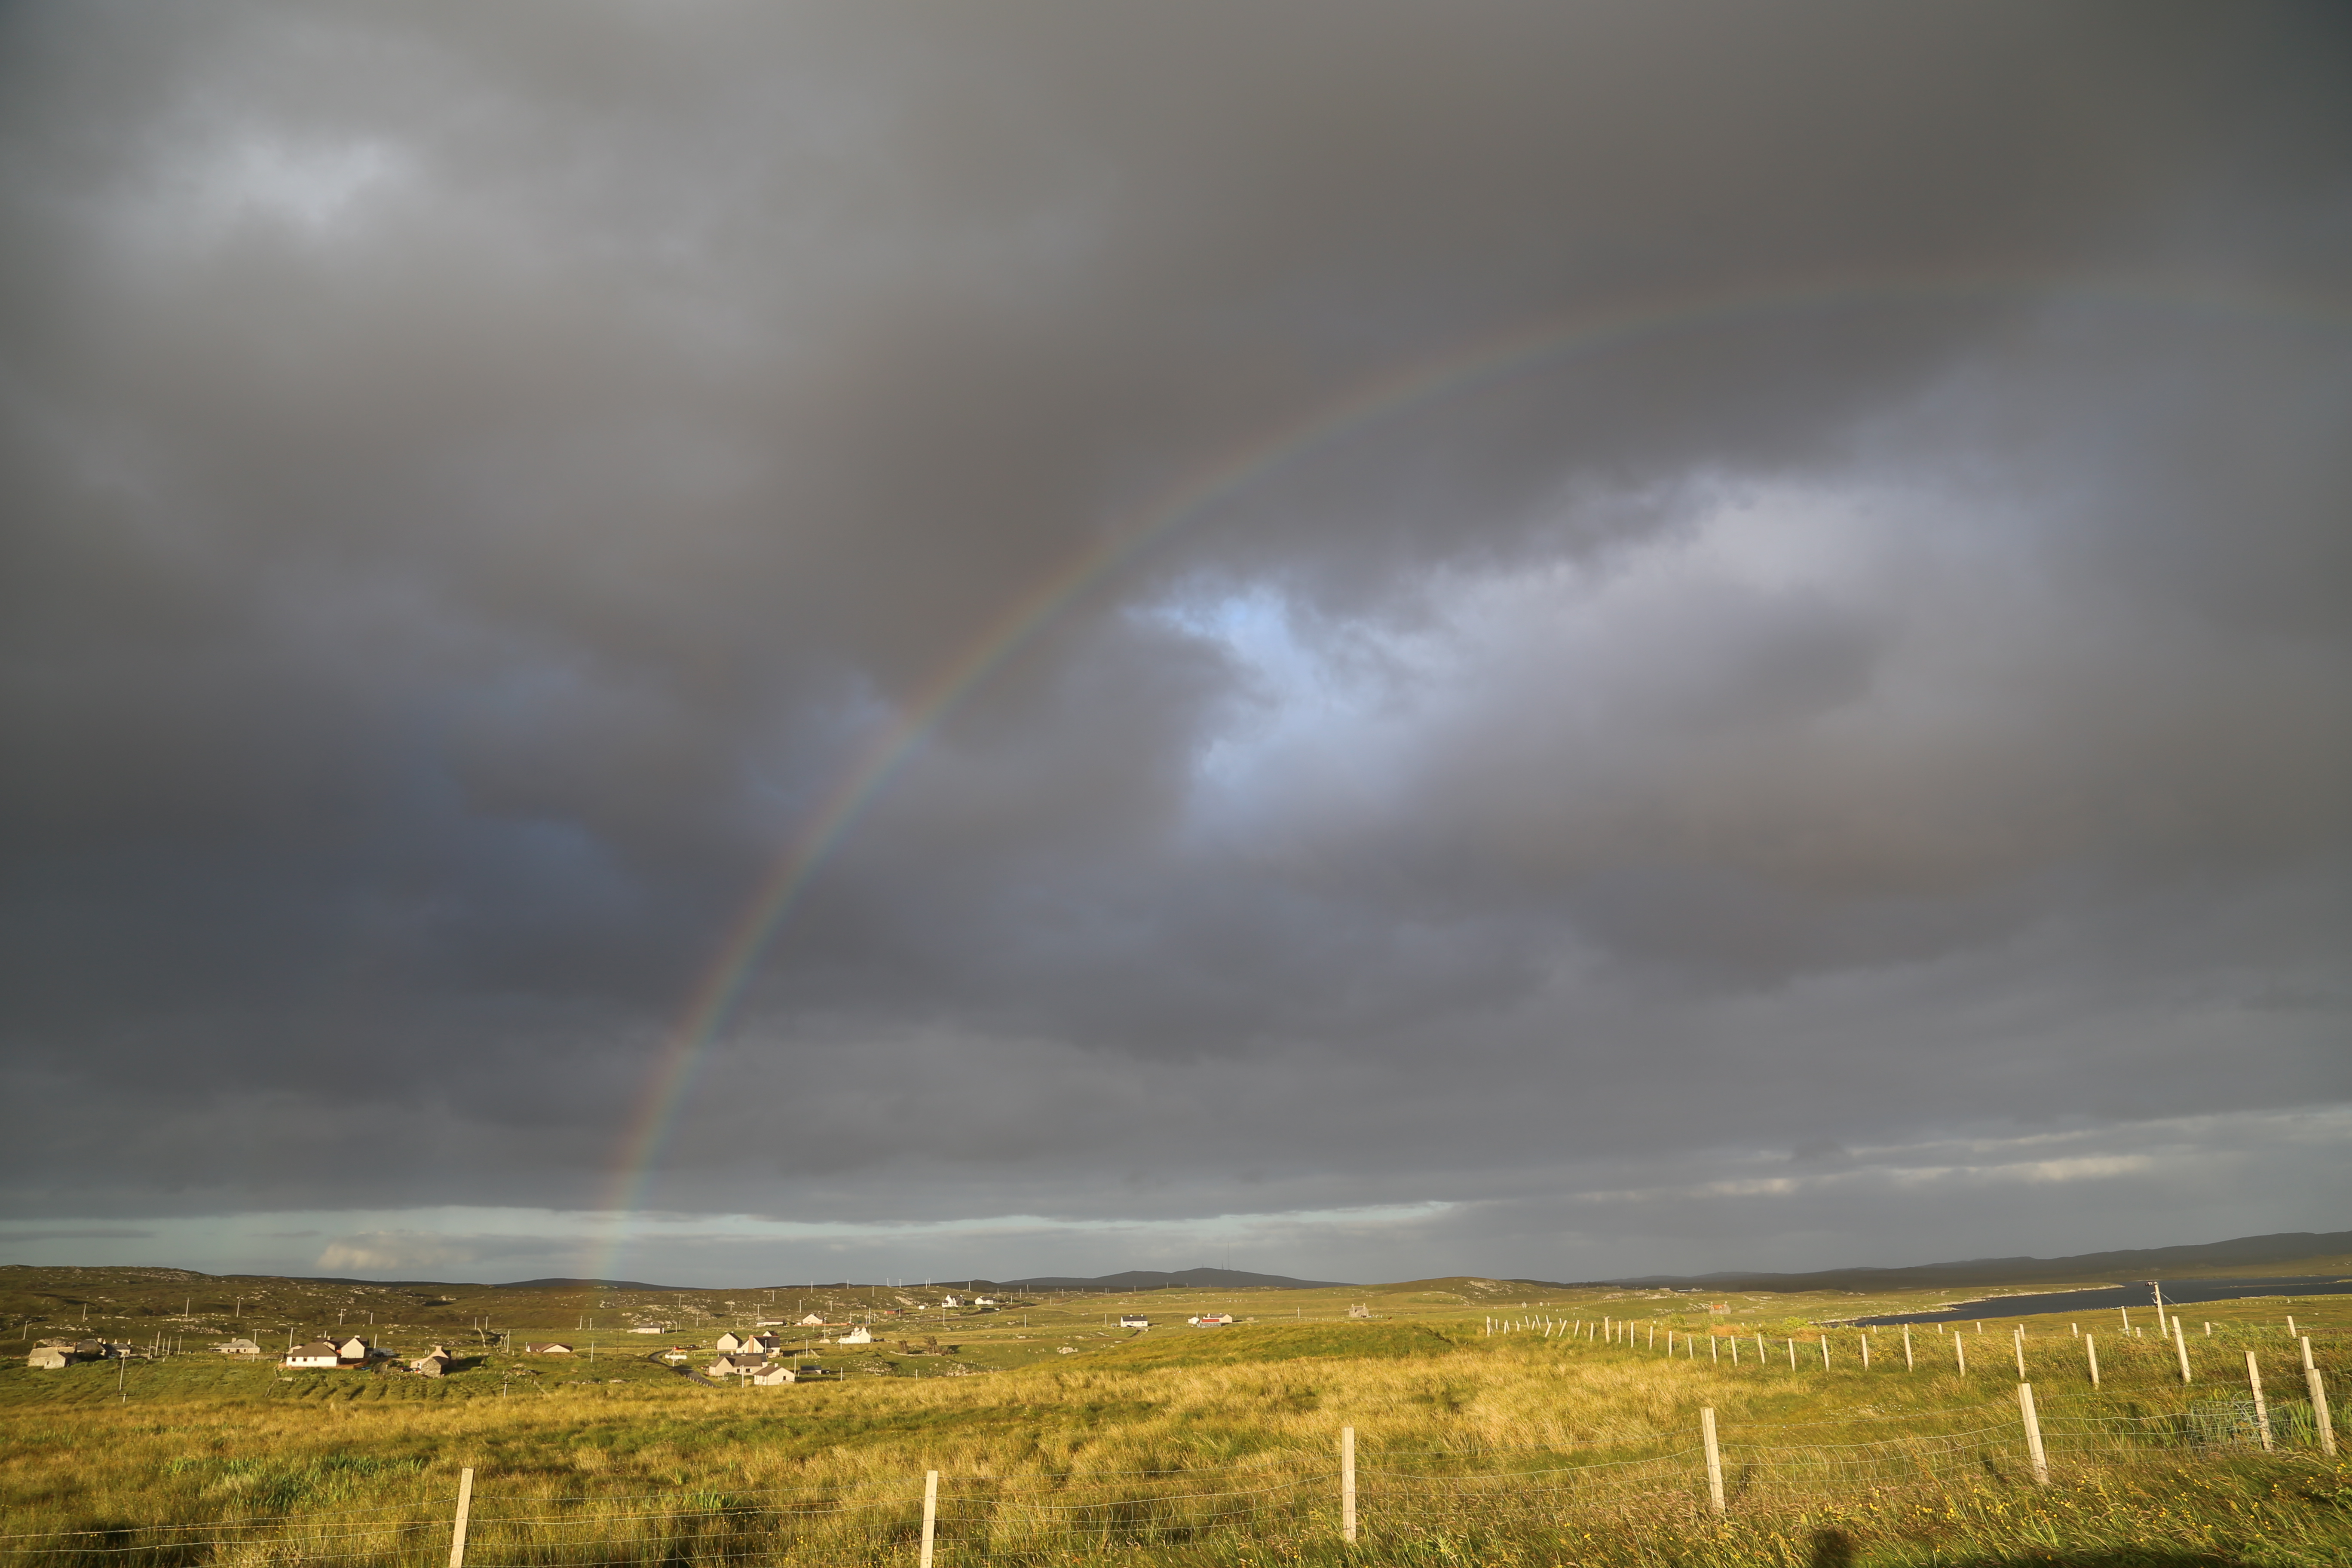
20,1289,1213,1384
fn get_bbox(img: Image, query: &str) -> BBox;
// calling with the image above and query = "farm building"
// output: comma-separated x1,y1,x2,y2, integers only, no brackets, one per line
836,1326,873,1344
523,1342,575,1354
282,1336,376,1369
411,1347,453,1376
1119,1315,1149,1329
26,1346,86,1369
212,1338,262,1355
715,1331,778,1355
31,1338,106,1363
798,1313,826,1326
750,1363,799,1385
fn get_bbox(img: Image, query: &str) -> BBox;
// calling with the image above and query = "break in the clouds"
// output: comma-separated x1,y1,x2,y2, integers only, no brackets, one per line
2,1,2348,1285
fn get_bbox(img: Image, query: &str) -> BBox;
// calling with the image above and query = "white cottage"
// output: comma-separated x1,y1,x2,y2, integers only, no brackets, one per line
837,1326,873,1344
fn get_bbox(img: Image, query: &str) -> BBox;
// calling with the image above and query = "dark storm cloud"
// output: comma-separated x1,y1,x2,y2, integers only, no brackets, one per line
2,1,2348,1271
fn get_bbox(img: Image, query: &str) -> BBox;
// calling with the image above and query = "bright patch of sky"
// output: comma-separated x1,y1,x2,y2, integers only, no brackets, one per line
119,135,412,259
1158,479,1934,832
0,1203,1455,1286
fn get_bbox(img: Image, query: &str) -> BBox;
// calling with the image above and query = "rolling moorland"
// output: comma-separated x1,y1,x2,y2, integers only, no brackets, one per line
0,1253,2346,1568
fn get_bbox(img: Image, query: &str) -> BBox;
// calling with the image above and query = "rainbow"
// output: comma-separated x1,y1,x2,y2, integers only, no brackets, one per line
584,271,2341,1281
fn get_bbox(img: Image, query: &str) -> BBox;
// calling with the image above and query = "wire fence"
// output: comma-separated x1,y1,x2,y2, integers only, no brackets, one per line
2,1368,2336,1565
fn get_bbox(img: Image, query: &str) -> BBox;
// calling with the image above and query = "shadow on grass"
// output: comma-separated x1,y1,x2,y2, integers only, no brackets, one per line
1808,1527,2261,1568
1929,1557,2265,1568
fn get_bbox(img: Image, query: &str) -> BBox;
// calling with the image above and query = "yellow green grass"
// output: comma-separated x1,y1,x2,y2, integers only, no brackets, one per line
3,1280,2346,1567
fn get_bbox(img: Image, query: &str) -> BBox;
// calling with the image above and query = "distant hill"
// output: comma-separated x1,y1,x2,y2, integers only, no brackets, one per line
494,1277,677,1291
1597,1230,2352,1294
1372,1277,1556,1298
997,1268,1354,1291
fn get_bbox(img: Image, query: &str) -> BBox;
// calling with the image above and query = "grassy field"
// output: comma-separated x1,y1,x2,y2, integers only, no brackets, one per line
0,1268,2346,1566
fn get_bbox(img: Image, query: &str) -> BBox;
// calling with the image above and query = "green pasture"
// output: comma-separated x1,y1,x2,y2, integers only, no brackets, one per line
1,1267,2347,1565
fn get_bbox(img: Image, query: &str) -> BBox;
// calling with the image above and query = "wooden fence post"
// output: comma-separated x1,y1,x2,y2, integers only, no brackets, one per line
919,1470,938,1568
1859,1334,1869,1370
447,1467,474,1568
2018,1383,2049,1485
2246,1351,2272,1452
2304,1338,2335,1458
2085,1333,2099,1389
1819,1336,1829,1371
1955,1333,1966,1375
1701,1407,1725,1516
2173,1318,2193,1384
1786,1338,1795,1371
1341,1426,1357,1544
2013,1327,2026,1379
1903,1325,1914,1371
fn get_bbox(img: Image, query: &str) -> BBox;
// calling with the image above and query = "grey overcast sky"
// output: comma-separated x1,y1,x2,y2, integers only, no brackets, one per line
3,1,2348,1288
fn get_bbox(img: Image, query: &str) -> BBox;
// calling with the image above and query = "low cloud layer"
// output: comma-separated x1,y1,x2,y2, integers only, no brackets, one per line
3,1,2348,1283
